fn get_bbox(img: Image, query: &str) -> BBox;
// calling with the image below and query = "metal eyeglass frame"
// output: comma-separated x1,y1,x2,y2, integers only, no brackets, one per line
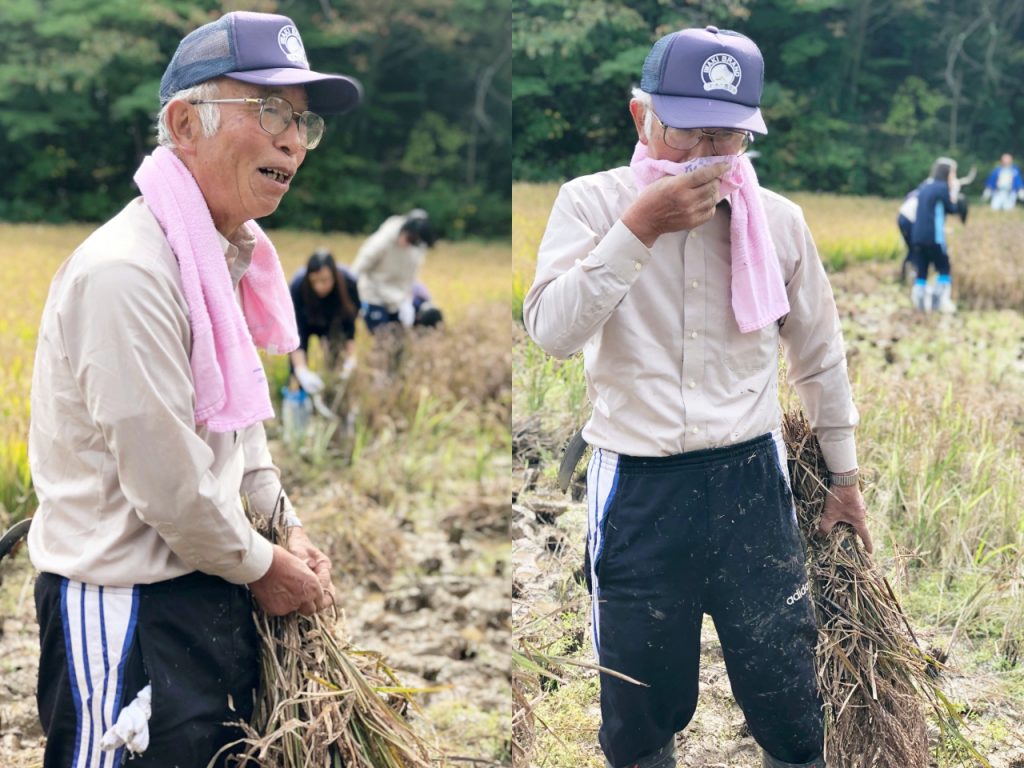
189,96,325,150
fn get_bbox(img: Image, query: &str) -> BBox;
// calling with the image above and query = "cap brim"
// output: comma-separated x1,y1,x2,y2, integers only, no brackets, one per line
651,93,767,135
226,69,362,114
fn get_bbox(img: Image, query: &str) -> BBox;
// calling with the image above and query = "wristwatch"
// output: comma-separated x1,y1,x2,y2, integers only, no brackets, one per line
829,471,859,487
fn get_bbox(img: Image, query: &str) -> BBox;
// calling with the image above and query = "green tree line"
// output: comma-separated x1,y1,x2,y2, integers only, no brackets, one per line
0,0,510,238
513,0,1024,198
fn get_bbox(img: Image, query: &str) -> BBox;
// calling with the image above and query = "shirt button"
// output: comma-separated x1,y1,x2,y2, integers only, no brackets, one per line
688,380,696,389
690,330,698,339
634,261,642,271
691,280,699,289
691,426,699,434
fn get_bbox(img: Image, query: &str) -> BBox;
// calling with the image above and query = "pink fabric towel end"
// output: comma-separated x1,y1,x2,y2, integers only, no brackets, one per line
629,142,790,333
133,146,299,432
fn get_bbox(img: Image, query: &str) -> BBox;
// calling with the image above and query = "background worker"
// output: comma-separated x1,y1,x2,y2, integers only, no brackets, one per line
909,157,963,313
289,248,361,394
352,208,438,332
982,153,1023,210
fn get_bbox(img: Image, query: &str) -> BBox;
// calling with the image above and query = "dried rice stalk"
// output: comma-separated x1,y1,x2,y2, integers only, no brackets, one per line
783,410,987,768
212,516,434,768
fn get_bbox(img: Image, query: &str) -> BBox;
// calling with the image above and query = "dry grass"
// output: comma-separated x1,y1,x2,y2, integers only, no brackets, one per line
783,411,986,768
213,516,433,768
948,210,1024,312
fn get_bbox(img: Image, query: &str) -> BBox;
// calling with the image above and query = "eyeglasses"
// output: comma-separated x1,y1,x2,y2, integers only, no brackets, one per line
189,96,325,150
654,115,751,155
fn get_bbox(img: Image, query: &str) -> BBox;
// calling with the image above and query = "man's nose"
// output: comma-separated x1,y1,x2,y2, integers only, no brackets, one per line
693,134,716,158
273,117,305,157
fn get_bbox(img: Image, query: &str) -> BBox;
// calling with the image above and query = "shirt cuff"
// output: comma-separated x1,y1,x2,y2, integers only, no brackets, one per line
217,531,274,585
595,220,653,283
818,434,858,475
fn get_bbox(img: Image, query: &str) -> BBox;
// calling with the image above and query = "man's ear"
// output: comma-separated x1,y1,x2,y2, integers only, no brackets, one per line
165,100,200,155
629,99,648,145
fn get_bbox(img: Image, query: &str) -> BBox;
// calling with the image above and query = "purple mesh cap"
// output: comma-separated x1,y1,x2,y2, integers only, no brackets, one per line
160,11,362,114
641,26,766,135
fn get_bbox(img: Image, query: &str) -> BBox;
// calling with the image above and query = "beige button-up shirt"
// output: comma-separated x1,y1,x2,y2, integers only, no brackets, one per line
28,198,295,587
524,166,858,472
352,215,427,311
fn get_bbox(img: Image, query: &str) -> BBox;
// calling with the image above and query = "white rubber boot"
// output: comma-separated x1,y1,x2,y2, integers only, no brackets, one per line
911,282,928,312
935,281,957,314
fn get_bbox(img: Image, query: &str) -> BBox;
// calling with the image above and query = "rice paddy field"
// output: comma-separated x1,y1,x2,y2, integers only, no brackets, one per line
513,182,1024,766
0,224,512,765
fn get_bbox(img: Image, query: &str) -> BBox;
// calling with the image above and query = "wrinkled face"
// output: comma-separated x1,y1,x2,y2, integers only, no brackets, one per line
308,265,336,298
190,79,309,236
630,101,716,163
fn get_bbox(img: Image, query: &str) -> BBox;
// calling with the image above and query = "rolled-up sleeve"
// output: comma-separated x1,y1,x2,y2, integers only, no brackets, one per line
779,213,859,473
59,261,273,584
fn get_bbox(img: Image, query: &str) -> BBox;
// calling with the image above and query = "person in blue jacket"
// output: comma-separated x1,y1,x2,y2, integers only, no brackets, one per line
910,157,964,313
982,153,1023,210
898,163,972,283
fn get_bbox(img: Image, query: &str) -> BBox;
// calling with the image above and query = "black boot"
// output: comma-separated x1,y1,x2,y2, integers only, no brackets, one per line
762,751,826,768
605,739,675,768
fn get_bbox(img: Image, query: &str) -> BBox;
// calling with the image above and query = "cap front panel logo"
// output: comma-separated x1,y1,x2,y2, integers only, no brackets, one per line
277,25,308,65
701,53,742,95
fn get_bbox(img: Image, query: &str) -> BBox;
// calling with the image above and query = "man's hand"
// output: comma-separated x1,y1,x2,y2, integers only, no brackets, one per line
818,484,874,554
285,527,335,611
248,544,324,616
621,161,730,247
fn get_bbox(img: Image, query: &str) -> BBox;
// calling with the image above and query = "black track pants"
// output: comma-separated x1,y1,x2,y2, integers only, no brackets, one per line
35,570,259,768
585,433,823,767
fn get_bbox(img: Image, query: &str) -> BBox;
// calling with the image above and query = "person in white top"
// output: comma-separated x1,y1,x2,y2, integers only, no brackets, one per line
28,12,360,767
352,209,438,332
525,26,871,768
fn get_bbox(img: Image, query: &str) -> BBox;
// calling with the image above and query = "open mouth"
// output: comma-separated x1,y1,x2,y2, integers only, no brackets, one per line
259,167,292,184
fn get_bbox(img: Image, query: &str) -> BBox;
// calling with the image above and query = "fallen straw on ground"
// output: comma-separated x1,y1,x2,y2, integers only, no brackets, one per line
783,411,987,768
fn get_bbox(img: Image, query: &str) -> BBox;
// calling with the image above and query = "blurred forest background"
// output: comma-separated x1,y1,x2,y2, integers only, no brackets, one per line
513,0,1024,196
0,0,511,238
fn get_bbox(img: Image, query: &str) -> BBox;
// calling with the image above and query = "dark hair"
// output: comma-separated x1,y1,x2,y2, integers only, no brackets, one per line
300,248,357,331
930,157,955,182
400,209,437,248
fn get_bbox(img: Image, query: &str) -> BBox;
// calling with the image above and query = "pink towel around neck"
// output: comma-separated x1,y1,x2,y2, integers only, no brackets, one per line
133,146,299,432
630,141,790,333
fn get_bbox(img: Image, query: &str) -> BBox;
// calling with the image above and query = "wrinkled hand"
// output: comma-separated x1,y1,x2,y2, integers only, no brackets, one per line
621,160,730,247
286,527,335,611
818,483,874,554
295,366,325,395
249,544,324,616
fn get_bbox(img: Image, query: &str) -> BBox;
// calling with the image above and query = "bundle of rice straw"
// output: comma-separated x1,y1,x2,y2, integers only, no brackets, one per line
213,515,434,768
783,410,988,768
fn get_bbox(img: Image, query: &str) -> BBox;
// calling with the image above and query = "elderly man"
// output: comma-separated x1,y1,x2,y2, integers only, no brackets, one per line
28,12,360,766
524,26,872,768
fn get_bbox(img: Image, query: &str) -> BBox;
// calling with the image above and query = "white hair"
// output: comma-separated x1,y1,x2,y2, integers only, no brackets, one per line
156,81,222,149
631,87,655,141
